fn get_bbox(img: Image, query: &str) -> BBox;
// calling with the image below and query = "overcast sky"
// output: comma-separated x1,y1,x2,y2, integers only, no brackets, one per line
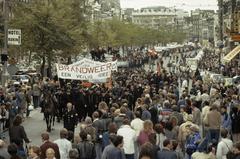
120,0,218,11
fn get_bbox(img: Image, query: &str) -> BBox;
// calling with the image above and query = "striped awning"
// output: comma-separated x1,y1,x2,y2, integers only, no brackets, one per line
223,45,240,63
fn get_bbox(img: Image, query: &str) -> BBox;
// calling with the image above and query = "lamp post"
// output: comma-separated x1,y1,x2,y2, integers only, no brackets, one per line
2,0,9,88
217,40,224,73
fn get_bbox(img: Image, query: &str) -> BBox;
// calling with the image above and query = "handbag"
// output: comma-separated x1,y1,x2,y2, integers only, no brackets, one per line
28,105,34,111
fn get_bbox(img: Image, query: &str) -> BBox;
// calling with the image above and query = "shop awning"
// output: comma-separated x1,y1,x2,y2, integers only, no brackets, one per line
223,45,240,63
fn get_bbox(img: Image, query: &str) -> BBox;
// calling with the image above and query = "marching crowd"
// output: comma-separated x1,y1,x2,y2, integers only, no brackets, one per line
0,47,240,159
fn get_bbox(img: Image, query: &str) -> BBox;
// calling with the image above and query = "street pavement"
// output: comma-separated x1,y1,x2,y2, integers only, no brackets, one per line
2,108,80,146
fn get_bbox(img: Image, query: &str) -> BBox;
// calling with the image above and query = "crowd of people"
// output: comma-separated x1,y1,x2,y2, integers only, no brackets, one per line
198,49,240,78
0,46,239,159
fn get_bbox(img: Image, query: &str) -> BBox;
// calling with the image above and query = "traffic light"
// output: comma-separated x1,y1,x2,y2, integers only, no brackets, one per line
1,54,8,64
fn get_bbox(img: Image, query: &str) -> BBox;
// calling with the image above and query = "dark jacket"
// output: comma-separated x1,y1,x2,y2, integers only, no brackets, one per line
149,105,159,125
9,125,30,144
141,110,151,121
157,148,177,159
63,109,78,132
231,108,240,134
40,141,60,159
77,141,96,159
102,144,125,159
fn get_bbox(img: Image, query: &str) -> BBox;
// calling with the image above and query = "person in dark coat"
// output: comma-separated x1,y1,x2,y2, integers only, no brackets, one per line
148,133,160,159
149,102,159,125
40,132,60,159
86,89,96,118
9,115,30,148
7,143,21,159
63,103,78,133
157,139,177,159
231,106,240,143
77,130,96,159
73,88,86,121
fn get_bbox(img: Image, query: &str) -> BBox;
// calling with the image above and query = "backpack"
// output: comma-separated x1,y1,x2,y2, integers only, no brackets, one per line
185,133,201,155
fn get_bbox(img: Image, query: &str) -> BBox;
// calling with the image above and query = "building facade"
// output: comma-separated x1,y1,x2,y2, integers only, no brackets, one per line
189,9,215,45
222,0,240,46
131,6,177,29
90,0,121,20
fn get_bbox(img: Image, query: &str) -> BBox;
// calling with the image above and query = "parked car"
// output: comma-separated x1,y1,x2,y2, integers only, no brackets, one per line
11,75,31,84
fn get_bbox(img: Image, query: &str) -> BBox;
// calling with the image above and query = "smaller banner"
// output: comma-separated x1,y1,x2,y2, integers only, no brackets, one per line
223,45,240,63
186,58,198,71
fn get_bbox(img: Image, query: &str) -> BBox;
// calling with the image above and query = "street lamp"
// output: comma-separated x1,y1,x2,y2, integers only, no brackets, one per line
1,0,9,88
217,40,224,73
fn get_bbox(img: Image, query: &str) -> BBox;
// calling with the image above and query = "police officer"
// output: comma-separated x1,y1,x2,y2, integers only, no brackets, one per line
63,102,78,133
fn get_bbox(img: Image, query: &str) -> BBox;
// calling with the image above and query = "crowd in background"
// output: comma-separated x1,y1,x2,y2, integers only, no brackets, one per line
0,46,239,159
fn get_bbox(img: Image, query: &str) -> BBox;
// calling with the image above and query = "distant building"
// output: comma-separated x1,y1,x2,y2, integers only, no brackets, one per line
222,0,240,46
90,0,121,20
121,8,134,22
132,6,177,29
189,9,215,45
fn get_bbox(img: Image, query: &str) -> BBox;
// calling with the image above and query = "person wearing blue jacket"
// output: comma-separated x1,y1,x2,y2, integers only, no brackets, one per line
220,106,232,133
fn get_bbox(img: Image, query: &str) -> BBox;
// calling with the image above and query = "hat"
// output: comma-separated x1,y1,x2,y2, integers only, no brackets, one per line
186,114,193,121
180,105,186,108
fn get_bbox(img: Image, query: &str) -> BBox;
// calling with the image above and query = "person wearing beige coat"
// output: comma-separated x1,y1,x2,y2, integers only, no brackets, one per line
178,115,197,151
204,104,221,143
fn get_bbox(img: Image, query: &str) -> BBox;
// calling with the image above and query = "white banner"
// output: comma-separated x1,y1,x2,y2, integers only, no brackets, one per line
56,59,117,81
70,58,117,71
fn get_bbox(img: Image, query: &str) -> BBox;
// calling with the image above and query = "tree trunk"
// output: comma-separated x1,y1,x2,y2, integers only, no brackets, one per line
47,54,52,79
